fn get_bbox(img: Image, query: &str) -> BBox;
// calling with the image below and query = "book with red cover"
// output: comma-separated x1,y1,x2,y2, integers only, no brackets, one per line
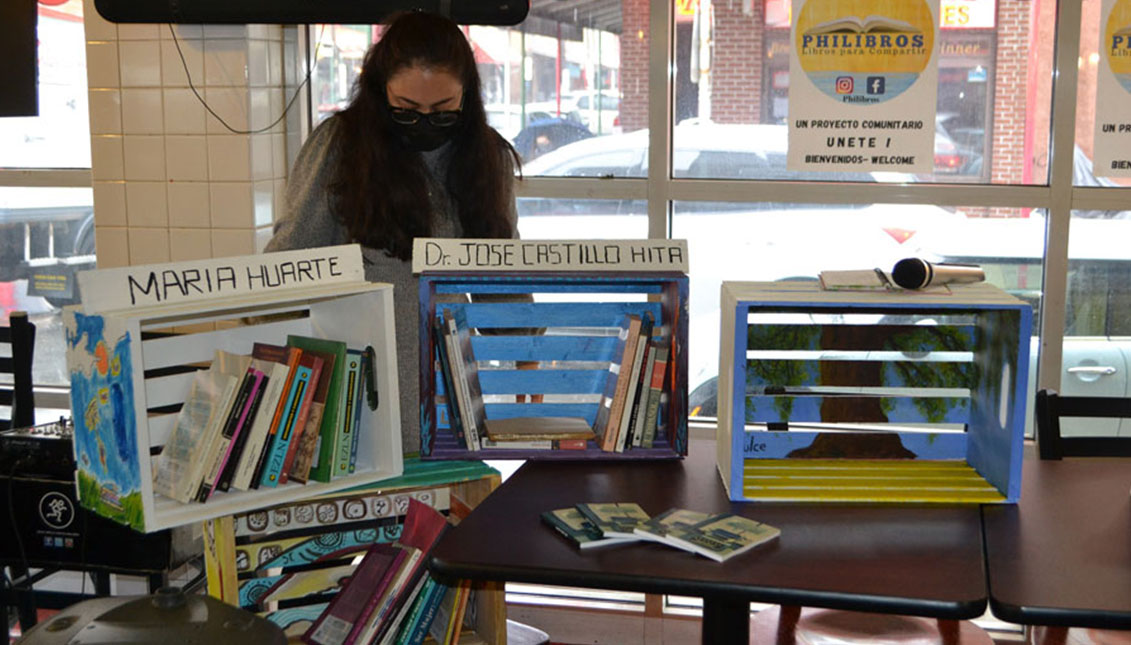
288,346,337,483
278,352,324,485
302,542,402,645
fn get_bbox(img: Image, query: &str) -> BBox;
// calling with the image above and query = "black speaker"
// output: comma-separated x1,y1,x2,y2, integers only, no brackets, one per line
93,0,529,25
0,0,37,117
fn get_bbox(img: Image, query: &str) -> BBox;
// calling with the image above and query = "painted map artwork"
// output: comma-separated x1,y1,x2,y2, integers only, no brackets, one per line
65,309,144,530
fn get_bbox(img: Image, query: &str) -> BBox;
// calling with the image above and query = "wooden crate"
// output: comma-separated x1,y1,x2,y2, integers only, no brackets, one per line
203,458,505,644
64,246,403,532
716,281,1033,504
418,271,689,460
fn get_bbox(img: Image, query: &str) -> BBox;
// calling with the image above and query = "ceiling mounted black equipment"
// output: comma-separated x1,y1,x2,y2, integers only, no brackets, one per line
93,0,529,26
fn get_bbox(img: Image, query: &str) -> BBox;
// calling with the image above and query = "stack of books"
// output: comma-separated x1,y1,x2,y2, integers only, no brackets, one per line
593,312,671,452
151,335,373,504
542,502,780,562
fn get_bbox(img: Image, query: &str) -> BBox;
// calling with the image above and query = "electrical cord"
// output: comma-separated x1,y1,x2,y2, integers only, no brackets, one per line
6,459,36,620
167,23,327,135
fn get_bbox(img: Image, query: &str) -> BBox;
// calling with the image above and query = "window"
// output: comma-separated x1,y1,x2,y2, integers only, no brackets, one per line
0,0,92,397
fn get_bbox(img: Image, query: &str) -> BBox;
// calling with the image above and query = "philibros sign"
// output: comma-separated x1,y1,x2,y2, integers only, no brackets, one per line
412,238,689,274
77,244,365,313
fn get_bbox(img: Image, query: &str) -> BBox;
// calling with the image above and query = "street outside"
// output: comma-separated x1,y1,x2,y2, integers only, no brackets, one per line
2,279,68,387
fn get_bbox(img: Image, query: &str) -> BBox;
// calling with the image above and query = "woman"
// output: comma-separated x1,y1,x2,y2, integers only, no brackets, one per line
266,11,523,454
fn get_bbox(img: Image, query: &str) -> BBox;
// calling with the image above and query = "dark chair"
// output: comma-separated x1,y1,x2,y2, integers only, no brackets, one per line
750,605,994,645
0,311,36,431
1035,388,1131,459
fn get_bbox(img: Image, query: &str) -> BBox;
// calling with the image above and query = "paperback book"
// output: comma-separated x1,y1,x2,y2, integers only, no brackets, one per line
541,507,638,549
662,512,781,562
574,502,651,539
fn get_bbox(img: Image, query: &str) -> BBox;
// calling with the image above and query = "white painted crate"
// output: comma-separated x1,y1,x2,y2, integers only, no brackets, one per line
65,246,402,532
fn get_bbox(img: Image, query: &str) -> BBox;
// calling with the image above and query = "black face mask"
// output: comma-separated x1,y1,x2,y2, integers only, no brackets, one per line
393,118,460,152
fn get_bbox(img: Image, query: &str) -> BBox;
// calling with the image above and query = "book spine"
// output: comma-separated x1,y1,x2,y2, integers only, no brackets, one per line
279,356,323,485
211,368,266,495
232,363,287,491
348,365,364,473
217,370,268,492
334,351,362,478
631,341,657,448
615,315,651,452
343,548,412,645
401,579,448,645
303,545,398,645
250,348,302,490
260,363,313,488
195,368,257,502
433,317,466,450
444,311,480,451
177,374,239,503
641,346,669,449
602,315,641,451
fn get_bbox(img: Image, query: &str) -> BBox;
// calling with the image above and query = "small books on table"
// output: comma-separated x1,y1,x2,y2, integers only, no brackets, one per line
541,507,638,549
632,507,713,544
660,511,781,562
574,502,651,539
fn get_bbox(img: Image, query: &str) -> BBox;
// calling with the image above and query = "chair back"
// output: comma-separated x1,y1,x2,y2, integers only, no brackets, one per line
1,310,36,430
1035,388,1131,459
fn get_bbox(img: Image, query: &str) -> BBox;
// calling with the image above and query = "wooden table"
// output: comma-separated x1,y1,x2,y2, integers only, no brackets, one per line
983,447,1131,631
428,439,987,643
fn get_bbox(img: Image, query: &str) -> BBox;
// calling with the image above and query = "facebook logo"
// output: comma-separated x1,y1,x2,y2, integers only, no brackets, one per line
866,76,886,95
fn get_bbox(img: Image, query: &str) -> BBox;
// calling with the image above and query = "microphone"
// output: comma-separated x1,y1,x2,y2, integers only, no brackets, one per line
891,258,985,290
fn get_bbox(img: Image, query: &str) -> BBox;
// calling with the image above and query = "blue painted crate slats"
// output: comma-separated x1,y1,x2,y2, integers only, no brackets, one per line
420,271,688,460
717,281,1032,504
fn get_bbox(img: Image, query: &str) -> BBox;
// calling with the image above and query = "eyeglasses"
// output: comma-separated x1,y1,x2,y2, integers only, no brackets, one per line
388,107,462,127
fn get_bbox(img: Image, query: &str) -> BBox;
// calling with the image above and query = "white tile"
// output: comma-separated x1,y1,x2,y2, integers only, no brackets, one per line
204,39,249,87
211,229,255,258
254,225,274,253
128,228,170,265
125,181,169,227
248,39,269,87
204,87,249,134
123,135,167,181
117,24,159,40
82,0,117,41
162,88,207,135
271,132,286,178
165,135,209,181
88,89,122,135
92,181,127,227
167,182,211,228
85,42,121,89
120,88,164,135
90,135,125,181
169,228,212,261
209,181,255,228
118,40,162,87
164,24,203,40
207,134,251,181
250,134,272,181
267,39,283,87
203,25,247,39
160,39,205,89
94,227,130,269
253,180,274,228
249,89,273,134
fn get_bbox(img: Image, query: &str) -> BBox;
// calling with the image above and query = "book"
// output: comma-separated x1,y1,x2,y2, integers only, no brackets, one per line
232,354,292,490
631,507,713,544
334,349,364,477
396,577,448,645
574,502,651,539
191,350,253,500
630,340,657,448
249,344,302,489
481,416,595,442
662,512,781,562
197,365,264,502
349,547,422,644
279,352,324,484
260,350,316,488
541,507,638,549
595,314,642,452
347,349,366,473
433,317,467,449
443,308,484,451
215,357,274,492
303,542,402,645
617,312,653,452
640,345,669,449
381,572,431,645
152,368,238,504
287,344,338,483
286,335,349,483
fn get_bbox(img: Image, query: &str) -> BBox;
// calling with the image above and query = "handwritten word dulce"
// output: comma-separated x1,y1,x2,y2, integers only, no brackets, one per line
127,257,343,305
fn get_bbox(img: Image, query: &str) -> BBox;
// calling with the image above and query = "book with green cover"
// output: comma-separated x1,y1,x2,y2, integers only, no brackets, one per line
631,507,713,544
541,507,637,549
287,335,348,483
574,502,651,539
663,512,780,562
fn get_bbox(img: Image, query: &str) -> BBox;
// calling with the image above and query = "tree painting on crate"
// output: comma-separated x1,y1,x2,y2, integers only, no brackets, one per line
64,309,144,530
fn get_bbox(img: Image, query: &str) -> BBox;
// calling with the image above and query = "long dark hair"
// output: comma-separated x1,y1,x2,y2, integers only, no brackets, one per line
328,11,520,260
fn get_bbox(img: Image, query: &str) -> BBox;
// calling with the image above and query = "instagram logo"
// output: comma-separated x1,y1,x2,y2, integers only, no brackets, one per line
835,76,854,94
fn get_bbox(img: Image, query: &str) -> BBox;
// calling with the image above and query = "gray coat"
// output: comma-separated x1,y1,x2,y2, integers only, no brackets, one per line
265,116,519,454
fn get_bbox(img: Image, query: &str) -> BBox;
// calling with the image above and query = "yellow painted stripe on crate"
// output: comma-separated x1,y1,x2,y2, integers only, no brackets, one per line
741,459,1006,503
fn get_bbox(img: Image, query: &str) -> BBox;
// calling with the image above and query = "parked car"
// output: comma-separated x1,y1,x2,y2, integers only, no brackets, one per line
512,116,594,162
0,187,95,307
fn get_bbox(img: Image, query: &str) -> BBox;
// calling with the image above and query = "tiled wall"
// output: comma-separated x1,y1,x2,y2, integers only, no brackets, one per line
83,1,293,269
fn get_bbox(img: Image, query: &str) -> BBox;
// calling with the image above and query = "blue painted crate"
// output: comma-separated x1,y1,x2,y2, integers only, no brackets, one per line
419,272,689,460
716,281,1033,504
